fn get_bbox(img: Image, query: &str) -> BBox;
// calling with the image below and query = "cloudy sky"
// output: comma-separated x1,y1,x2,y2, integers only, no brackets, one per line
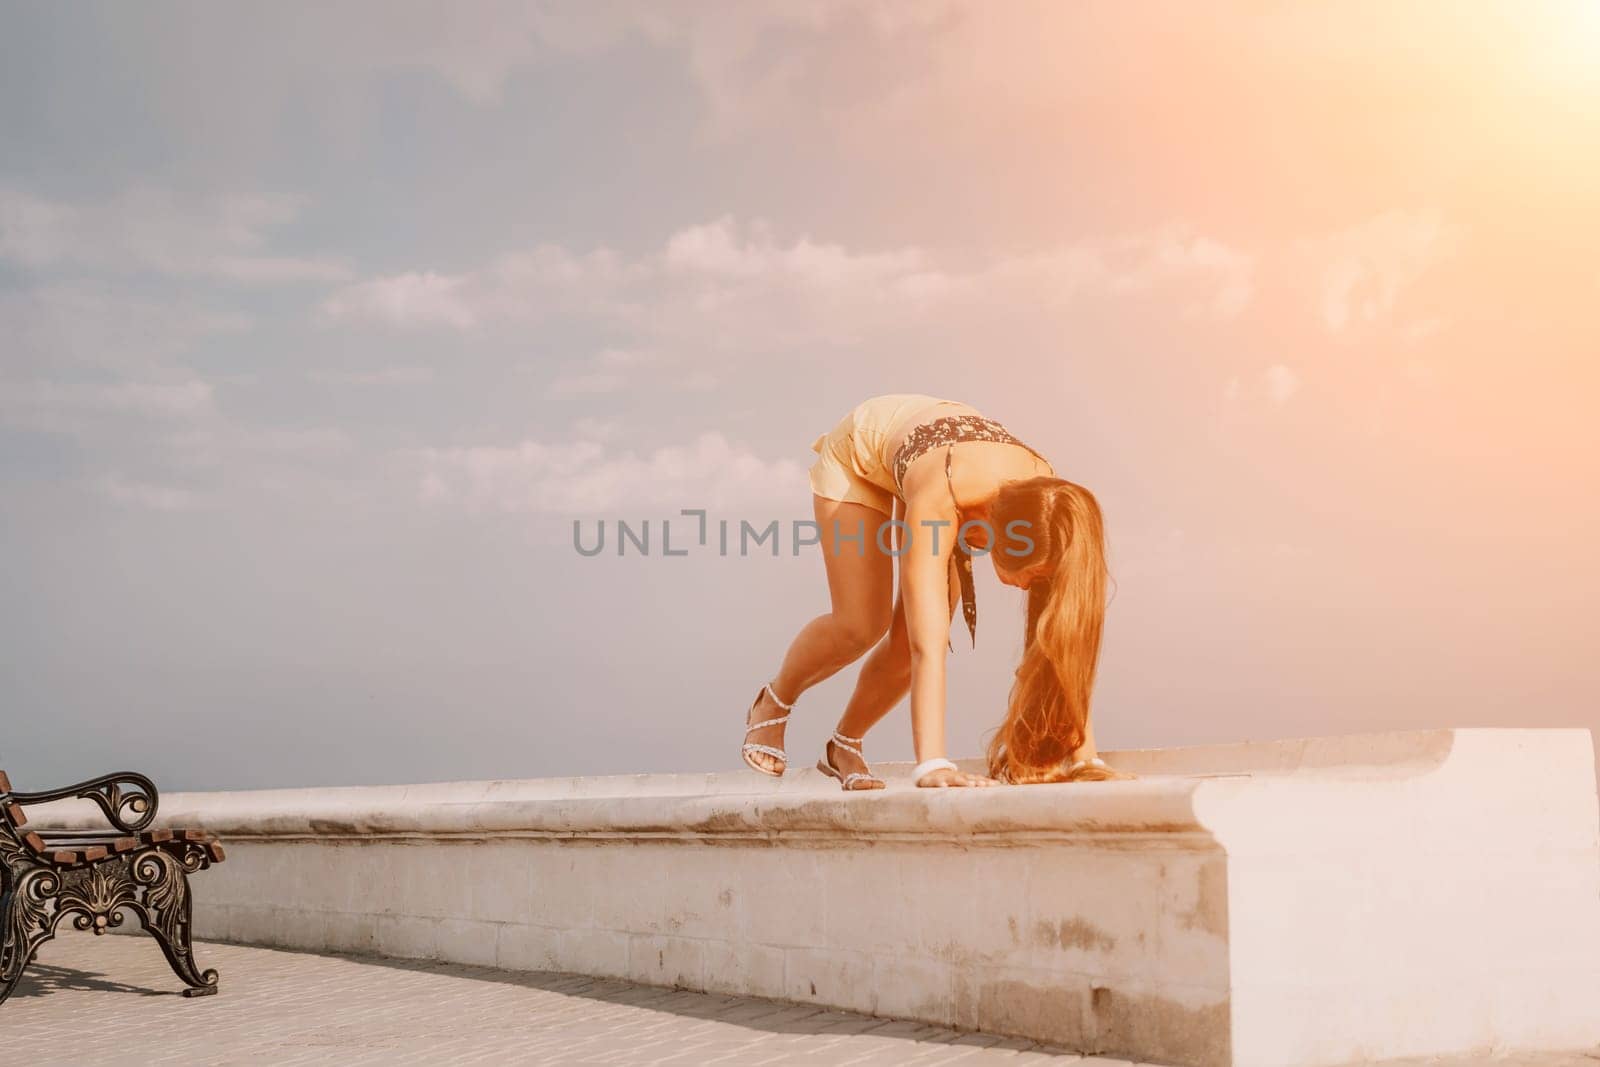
4,2,1598,791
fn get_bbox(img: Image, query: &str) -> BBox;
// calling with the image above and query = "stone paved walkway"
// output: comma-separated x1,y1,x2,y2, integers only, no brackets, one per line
6,933,1599,1066
6,933,1111,1065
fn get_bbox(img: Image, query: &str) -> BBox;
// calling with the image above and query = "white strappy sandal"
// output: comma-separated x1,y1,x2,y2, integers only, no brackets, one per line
741,683,794,777
817,730,886,791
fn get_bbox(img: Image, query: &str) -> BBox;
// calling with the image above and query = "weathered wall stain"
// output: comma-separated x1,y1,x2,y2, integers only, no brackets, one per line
1033,917,1116,953
952,972,1090,1049
1179,858,1228,936
1089,983,1231,1067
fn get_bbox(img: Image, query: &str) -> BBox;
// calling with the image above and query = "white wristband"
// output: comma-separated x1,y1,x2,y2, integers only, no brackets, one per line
914,758,960,781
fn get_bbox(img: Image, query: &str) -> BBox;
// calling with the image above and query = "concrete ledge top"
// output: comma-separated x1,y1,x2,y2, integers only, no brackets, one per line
29,729,1599,848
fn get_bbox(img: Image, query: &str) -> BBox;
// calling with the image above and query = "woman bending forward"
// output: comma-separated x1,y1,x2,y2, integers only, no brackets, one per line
741,394,1133,790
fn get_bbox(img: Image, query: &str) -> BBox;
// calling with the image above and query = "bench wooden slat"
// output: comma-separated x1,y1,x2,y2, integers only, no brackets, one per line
2,801,24,827
32,829,223,866
0,769,10,792
38,834,118,848
43,829,208,843
47,844,135,864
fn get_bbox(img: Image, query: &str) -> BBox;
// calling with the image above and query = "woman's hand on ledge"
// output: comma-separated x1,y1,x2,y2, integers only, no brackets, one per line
915,766,998,788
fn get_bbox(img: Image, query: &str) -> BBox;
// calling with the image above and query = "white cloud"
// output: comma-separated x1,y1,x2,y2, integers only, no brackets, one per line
1115,525,1189,580
595,346,653,368
90,3,946,131
0,191,72,265
1146,232,1256,320
1221,365,1300,407
318,271,477,330
166,425,351,467
144,424,353,512
0,284,251,378
1264,364,1300,405
895,226,1255,321
413,431,809,514
0,187,350,283
322,217,1254,343
260,3,682,106
307,366,435,386
1401,359,1438,387
664,216,926,286
212,255,351,284
1313,209,1459,333
341,4,937,124
318,246,641,331
97,476,204,512
573,417,622,442
989,228,1256,320
546,371,627,396
1402,317,1447,346
95,381,216,416
541,346,664,397
0,379,216,434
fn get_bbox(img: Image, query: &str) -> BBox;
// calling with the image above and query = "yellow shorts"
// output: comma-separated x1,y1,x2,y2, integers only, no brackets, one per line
807,409,899,518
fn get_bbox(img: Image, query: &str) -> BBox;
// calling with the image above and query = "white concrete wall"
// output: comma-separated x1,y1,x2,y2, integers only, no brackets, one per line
38,729,1600,1067
1207,730,1600,1065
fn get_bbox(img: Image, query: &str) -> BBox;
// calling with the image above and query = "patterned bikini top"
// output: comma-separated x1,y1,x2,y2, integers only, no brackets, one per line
890,414,1052,650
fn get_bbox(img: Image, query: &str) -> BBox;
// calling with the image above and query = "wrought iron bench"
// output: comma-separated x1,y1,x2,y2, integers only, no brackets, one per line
0,769,225,1004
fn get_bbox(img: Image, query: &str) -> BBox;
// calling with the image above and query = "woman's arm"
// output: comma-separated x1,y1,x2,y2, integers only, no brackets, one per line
901,489,996,788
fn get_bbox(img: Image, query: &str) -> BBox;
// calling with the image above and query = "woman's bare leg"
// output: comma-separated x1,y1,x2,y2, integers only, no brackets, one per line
823,593,911,781
824,495,915,781
743,496,895,773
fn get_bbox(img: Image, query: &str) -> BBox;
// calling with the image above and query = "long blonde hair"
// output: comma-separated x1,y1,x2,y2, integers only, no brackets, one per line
985,477,1109,784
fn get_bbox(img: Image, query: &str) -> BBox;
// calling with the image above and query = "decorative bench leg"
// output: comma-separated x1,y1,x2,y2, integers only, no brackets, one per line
0,847,219,1003
0,891,34,1007
0,964,23,1007
0,867,62,1007
132,849,220,998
